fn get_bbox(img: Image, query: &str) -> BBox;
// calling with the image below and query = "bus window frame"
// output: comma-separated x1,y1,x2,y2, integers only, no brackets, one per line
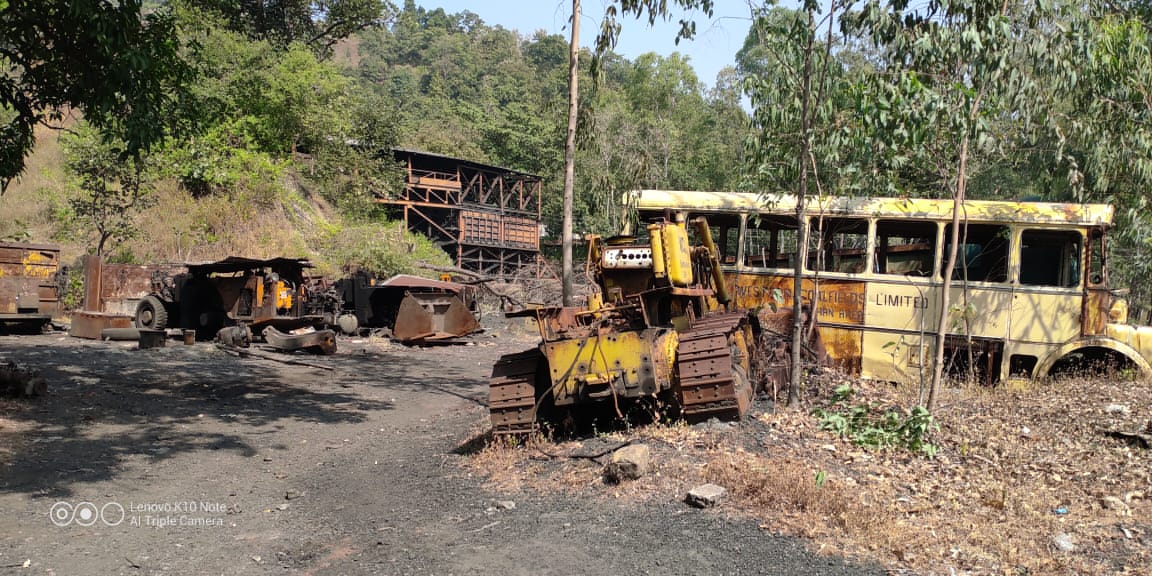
874,218,941,280
1017,227,1085,290
806,215,871,276
739,213,804,271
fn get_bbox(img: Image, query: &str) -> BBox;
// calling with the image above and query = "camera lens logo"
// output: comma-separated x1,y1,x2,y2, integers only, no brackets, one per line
49,502,73,526
50,501,126,526
101,502,125,526
74,502,99,526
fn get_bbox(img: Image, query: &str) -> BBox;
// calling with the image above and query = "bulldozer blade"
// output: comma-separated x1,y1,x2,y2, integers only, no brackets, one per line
441,295,480,337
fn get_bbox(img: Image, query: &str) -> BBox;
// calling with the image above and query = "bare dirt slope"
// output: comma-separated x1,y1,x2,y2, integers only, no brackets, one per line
0,330,880,575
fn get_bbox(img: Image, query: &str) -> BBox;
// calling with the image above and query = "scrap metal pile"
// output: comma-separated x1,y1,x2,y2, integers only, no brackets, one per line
132,258,483,353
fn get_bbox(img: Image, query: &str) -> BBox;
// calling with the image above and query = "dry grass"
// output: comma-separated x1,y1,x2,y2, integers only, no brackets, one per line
1,124,74,255
118,180,323,265
464,372,1152,575
0,125,388,272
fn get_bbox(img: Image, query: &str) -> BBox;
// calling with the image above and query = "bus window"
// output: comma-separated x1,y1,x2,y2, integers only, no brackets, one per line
1087,228,1105,286
716,224,739,264
808,217,868,273
744,215,800,269
1020,230,1081,288
944,224,1010,283
876,220,937,276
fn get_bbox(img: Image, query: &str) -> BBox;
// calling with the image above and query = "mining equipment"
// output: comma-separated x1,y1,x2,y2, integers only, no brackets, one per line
134,257,334,352
319,271,481,344
489,216,757,434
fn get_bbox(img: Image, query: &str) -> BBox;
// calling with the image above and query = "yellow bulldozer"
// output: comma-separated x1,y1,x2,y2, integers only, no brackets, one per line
489,216,758,434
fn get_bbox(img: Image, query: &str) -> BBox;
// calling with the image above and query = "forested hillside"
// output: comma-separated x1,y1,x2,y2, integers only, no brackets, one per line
1,0,1149,309
0,0,748,277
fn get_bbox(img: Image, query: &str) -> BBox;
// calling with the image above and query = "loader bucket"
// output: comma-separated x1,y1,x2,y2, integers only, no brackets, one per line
393,292,480,343
438,294,481,339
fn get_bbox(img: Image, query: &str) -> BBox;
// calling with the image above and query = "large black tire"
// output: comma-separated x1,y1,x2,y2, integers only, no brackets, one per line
135,295,169,330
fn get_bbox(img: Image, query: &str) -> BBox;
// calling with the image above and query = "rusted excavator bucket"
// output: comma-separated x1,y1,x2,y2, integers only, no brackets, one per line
392,293,480,343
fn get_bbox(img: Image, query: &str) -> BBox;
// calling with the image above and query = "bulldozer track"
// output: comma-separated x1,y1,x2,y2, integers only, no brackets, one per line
488,312,755,434
489,348,543,435
674,311,753,420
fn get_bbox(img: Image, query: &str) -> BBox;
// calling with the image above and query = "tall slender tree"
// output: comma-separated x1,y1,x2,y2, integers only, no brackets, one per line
562,0,581,306
742,1,854,405
847,0,1043,407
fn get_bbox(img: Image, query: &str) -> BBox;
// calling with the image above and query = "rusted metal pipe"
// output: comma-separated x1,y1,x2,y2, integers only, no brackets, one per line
690,217,730,306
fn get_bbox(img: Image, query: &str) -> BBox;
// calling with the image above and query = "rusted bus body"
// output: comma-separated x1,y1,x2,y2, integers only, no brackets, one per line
0,242,60,327
628,189,1149,384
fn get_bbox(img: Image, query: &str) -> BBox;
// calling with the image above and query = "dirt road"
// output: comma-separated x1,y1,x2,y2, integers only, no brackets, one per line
0,331,881,575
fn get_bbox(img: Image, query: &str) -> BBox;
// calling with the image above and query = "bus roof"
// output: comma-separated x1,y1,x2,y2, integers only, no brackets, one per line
628,189,1115,227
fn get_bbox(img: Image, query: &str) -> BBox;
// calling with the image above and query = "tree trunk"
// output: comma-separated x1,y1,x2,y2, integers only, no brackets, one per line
788,10,816,407
561,0,580,307
929,133,970,410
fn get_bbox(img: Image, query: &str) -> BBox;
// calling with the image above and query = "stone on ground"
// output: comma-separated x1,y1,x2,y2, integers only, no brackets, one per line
604,444,650,483
686,483,727,508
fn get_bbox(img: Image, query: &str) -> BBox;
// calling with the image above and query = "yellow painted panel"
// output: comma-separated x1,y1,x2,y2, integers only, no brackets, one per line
945,287,1013,339
1106,324,1152,365
863,280,934,332
659,224,694,287
1010,290,1082,345
861,331,927,383
543,332,648,404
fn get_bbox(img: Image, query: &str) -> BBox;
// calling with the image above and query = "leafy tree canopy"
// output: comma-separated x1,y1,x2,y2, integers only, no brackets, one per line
176,0,398,54
0,0,187,193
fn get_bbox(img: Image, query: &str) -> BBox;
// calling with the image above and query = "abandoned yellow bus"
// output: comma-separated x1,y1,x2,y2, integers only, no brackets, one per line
626,189,1152,384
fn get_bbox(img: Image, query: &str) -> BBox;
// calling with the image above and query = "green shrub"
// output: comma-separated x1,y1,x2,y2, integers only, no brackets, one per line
310,220,453,278
813,385,939,457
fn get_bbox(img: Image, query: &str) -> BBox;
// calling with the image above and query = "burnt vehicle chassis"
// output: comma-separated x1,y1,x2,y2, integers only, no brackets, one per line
135,257,329,343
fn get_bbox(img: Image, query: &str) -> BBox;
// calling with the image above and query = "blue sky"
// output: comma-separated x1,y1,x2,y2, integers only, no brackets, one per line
423,1,759,88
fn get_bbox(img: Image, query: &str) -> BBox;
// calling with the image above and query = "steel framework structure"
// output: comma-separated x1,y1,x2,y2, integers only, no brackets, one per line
378,149,544,277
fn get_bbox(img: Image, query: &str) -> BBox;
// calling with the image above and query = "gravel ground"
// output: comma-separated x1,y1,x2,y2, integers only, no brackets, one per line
0,329,883,575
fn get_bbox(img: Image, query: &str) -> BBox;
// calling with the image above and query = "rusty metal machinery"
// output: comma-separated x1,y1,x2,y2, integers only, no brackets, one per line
0,242,60,333
317,271,481,344
490,217,759,435
134,257,331,351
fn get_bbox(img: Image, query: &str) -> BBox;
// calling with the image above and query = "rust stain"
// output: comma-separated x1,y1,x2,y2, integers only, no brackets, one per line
0,243,61,317
728,273,866,326
727,272,865,372
1083,287,1111,336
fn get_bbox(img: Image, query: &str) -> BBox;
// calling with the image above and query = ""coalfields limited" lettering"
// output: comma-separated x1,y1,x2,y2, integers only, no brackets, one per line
873,293,928,309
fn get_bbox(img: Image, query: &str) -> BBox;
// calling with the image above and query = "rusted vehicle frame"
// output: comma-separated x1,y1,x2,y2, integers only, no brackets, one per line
321,272,480,343
0,242,60,332
137,256,327,342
